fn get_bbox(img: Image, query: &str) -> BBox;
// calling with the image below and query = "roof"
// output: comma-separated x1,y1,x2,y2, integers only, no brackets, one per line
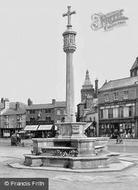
130,57,138,70
99,76,138,91
82,70,93,89
26,101,66,110
2,108,26,116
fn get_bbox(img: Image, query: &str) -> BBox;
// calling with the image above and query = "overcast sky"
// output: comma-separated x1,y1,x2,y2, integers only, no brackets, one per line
0,0,137,107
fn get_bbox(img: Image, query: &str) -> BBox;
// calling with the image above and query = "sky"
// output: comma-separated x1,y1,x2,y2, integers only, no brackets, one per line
0,0,138,107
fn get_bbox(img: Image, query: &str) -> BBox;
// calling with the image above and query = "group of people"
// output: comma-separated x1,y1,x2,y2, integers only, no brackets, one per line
116,134,123,144
11,132,21,146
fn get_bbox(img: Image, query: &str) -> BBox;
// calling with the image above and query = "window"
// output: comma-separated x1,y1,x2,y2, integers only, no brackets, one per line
5,116,9,122
103,109,108,119
129,106,133,117
113,92,118,100
124,107,129,117
4,123,9,128
17,115,22,121
57,110,61,115
123,90,128,99
30,110,35,114
45,109,51,113
104,94,109,102
45,117,51,122
100,109,103,119
108,108,113,118
30,117,35,122
17,123,22,128
119,107,124,118
113,107,118,118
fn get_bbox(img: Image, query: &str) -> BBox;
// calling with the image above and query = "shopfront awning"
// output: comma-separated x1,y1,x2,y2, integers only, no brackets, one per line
84,122,92,131
24,125,38,131
37,125,53,131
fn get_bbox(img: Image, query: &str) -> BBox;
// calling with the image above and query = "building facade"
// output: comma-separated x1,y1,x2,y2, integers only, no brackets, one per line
76,71,98,136
0,99,26,137
98,57,138,138
26,99,66,126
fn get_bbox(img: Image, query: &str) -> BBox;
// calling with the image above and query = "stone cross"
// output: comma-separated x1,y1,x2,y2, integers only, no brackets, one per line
63,6,76,28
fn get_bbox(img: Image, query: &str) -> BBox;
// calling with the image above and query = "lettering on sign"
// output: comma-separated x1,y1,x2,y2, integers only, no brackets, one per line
72,125,79,134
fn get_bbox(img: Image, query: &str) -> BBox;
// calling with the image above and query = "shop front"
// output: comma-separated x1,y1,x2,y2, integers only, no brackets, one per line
99,119,136,138
0,128,21,138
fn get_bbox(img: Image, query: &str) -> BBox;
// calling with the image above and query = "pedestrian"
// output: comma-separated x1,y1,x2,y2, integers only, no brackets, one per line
11,133,17,146
16,133,21,145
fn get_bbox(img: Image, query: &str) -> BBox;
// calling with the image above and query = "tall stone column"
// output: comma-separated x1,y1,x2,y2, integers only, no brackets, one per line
63,6,76,122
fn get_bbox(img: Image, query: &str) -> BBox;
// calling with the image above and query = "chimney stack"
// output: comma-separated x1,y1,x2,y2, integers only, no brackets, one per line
52,99,56,105
4,98,9,110
95,79,98,98
28,98,33,106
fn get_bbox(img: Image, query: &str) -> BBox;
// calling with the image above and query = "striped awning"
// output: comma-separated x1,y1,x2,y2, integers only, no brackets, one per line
84,122,92,131
24,125,38,131
37,125,53,131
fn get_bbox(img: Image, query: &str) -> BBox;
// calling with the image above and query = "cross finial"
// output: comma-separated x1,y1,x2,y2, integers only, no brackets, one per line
63,6,76,28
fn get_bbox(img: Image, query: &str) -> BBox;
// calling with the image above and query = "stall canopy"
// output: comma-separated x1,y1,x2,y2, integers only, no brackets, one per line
37,125,53,131
24,125,38,131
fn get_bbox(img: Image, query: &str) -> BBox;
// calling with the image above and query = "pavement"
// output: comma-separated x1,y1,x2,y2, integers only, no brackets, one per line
1,138,138,190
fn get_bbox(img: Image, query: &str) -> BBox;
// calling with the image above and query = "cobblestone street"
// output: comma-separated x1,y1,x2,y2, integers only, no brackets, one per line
0,138,138,190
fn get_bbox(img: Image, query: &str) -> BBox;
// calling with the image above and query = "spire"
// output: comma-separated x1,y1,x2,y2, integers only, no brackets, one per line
84,70,92,85
82,70,93,89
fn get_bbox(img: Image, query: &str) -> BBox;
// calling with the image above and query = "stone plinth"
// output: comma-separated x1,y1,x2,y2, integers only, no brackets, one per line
32,137,96,157
24,155,108,169
56,122,86,138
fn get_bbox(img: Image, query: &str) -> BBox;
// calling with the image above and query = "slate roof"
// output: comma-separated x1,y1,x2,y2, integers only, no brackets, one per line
99,76,138,91
26,101,66,110
2,108,26,116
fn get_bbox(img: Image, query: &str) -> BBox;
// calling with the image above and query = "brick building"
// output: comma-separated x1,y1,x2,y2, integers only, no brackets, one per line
26,99,66,134
98,57,138,138
0,99,26,137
